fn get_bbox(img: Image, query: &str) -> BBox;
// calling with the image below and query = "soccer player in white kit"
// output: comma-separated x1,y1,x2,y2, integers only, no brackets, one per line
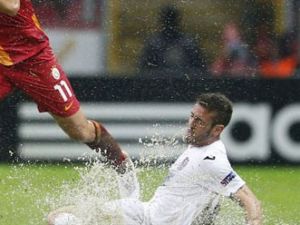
48,93,262,225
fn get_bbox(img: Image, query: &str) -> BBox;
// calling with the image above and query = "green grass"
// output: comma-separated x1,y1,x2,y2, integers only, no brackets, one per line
0,163,299,225
0,164,80,225
237,166,300,224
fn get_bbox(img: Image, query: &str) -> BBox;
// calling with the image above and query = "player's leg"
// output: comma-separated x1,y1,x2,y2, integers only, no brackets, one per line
116,151,140,198
6,53,127,169
47,199,127,225
51,110,126,167
101,199,145,225
50,109,95,143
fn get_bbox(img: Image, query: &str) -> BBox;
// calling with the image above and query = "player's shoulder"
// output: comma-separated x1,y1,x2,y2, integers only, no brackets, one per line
206,140,227,157
201,140,231,168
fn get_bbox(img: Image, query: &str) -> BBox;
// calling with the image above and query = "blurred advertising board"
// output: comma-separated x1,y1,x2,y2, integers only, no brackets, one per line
16,101,300,164
1,77,299,164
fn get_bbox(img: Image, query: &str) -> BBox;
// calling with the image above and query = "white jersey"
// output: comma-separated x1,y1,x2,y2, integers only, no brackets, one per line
147,140,245,225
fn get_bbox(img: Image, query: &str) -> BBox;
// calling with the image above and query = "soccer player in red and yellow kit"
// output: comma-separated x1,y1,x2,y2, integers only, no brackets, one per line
0,0,127,171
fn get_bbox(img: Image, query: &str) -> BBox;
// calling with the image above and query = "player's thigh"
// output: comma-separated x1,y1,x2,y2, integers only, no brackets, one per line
9,57,80,117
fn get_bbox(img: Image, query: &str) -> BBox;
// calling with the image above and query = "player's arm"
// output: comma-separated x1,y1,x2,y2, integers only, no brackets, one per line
232,185,262,225
0,0,20,16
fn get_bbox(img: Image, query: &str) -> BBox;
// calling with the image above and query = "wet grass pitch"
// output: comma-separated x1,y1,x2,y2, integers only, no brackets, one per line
0,164,299,225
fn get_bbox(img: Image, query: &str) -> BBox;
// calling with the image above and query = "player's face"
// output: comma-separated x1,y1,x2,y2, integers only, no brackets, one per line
184,103,222,146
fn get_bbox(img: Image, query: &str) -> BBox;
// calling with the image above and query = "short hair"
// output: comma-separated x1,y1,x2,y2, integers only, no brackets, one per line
196,93,233,127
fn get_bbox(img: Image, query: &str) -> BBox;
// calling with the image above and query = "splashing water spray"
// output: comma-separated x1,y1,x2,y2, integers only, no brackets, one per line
47,161,127,225
4,124,292,225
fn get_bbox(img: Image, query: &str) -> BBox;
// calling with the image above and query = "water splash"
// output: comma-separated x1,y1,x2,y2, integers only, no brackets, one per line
139,123,185,166
2,125,296,225
214,198,246,225
2,160,295,225
46,161,123,225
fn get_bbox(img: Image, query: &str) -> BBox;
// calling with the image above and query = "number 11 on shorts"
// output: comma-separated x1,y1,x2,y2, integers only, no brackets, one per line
54,80,73,102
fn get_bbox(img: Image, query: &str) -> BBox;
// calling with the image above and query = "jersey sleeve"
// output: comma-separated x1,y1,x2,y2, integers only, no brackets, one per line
203,153,245,197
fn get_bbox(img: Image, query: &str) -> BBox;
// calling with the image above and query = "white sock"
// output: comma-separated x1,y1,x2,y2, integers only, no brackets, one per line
117,157,140,199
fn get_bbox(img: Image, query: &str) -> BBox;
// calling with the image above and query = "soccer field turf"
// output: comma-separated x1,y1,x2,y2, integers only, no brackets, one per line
0,163,299,225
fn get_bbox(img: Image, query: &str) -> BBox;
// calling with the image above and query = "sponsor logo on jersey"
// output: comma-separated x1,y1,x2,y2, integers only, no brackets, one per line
177,157,189,170
220,171,236,186
203,155,216,160
64,101,74,111
51,67,60,80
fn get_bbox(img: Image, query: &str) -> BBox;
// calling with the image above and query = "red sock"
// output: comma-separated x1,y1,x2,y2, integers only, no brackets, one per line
86,121,126,166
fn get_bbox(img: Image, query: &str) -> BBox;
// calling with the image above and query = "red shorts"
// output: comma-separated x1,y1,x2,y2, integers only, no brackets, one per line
0,48,80,117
